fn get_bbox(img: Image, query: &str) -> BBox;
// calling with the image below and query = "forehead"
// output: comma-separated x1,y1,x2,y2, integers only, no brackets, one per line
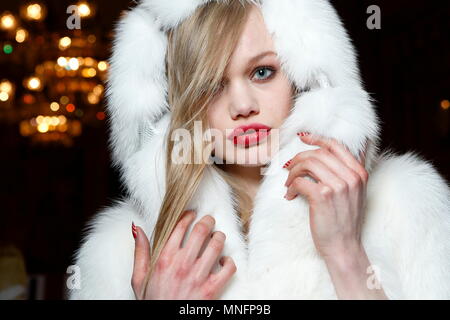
227,5,276,69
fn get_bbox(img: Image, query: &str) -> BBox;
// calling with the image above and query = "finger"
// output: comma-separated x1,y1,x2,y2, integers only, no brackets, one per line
206,256,237,296
299,134,367,182
285,176,322,201
132,225,150,298
284,157,347,196
184,215,216,265
194,231,226,283
162,210,197,257
285,149,363,188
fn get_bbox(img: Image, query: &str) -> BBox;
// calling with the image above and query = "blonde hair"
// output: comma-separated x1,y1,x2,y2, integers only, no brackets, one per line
141,0,291,297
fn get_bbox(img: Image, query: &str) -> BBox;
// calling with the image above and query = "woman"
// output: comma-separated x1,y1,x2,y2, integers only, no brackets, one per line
68,0,450,300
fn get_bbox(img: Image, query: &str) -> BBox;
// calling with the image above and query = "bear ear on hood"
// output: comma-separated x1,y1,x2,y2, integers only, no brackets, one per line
105,0,381,173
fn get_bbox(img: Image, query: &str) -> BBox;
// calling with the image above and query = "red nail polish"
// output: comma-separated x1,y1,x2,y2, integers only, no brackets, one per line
132,221,137,239
282,160,291,169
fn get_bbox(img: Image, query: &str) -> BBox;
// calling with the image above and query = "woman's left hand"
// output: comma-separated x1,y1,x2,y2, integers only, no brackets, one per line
283,132,368,261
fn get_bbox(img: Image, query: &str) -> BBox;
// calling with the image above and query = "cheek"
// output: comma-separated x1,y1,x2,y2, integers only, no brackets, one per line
206,103,229,143
262,78,293,121
206,103,222,130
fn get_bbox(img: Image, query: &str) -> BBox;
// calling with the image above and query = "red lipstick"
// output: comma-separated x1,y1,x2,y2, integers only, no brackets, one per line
227,123,272,147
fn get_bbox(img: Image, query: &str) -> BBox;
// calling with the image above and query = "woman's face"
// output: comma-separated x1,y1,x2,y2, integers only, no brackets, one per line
207,5,294,167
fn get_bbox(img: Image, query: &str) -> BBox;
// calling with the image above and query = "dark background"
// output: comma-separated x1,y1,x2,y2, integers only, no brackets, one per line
0,0,448,299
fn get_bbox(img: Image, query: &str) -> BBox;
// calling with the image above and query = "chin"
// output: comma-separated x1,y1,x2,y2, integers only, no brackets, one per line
228,148,273,166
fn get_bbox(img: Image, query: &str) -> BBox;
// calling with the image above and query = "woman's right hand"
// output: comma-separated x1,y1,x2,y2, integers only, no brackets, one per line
131,210,237,300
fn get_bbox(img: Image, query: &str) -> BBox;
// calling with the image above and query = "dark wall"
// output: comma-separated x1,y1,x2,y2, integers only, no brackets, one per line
333,0,450,177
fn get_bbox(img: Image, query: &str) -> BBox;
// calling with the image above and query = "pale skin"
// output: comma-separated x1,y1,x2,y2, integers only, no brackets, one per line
284,133,388,299
132,212,236,299
131,4,388,300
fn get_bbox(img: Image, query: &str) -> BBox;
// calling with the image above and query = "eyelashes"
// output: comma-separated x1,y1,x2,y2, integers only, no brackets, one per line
251,65,277,81
212,65,278,97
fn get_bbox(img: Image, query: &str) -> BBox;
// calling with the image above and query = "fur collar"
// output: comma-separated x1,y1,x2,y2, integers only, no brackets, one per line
68,0,450,299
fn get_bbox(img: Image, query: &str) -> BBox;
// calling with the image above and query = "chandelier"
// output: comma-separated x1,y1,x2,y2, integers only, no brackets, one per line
0,1,107,147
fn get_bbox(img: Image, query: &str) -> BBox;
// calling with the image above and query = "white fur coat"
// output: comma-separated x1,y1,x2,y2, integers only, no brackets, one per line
68,0,450,299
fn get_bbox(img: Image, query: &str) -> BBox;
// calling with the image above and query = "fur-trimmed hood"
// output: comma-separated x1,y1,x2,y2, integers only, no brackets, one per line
68,0,450,299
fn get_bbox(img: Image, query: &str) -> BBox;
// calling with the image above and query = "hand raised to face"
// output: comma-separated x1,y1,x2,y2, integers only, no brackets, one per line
283,132,369,259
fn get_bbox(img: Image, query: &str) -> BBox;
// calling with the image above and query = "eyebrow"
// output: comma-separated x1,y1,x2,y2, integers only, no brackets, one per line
246,50,277,65
223,51,277,79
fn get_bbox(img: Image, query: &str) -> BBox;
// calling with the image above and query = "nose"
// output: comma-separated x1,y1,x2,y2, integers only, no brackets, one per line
228,80,259,120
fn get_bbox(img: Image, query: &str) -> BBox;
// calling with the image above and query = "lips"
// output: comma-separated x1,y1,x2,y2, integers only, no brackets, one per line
227,123,272,147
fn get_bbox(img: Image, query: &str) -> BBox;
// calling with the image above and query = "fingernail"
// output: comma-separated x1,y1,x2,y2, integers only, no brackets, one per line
297,132,310,137
282,160,291,169
284,193,295,200
132,221,137,239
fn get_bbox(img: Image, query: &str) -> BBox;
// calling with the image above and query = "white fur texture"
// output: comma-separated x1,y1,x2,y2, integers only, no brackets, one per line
69,0,450,299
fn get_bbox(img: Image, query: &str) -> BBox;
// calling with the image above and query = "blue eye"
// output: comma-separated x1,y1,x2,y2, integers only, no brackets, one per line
253,66,275,81
213,66,276,96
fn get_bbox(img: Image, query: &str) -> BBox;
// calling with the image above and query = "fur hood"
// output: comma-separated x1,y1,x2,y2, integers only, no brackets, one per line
68,0,450,299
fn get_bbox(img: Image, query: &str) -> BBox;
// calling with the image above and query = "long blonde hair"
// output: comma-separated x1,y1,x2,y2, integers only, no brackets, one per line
141,0,275,297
